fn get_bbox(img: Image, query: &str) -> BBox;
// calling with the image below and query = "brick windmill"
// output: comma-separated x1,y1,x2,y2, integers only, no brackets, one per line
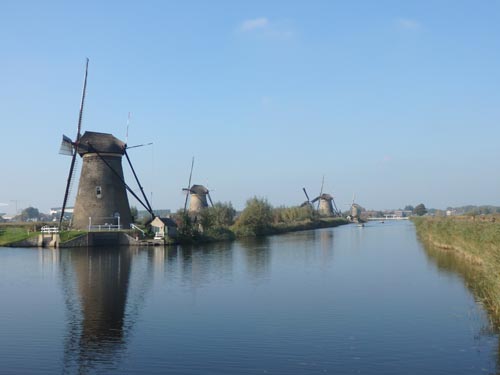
182,158,214,215
58,59,155,230
309,177,341,217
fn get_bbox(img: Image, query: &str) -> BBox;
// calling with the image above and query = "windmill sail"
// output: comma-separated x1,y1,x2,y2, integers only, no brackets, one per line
59,59,89,229
183,157,195,214
59,135,74,155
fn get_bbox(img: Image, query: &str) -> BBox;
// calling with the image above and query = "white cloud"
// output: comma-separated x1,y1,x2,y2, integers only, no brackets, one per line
396,18,421,30
237,17,294,41
240,17,269,32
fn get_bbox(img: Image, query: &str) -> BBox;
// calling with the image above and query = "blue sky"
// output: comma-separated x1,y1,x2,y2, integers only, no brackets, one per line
1,0,499,214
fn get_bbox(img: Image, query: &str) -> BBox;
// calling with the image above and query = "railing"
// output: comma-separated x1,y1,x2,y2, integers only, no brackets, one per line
41,226,60,234
130,223,146,236
88,224,122,231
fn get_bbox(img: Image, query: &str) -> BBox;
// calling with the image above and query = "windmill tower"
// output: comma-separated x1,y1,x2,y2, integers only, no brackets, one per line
71,131,132,229
182,158,214,215
59,60,154,231
311,194,335,216
184,185,213,214
350,194,362,222
308,177,341,217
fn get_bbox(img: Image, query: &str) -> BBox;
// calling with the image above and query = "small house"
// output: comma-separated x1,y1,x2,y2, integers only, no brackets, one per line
150,217,178,239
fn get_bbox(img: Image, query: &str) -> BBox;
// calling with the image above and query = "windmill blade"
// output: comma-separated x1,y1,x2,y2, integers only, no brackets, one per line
75,58,89,143
317,176,325,210
59,59,89,229
311,196,320,204
59,135,74,156
302,187,311,202
126,142,153,150
124,149,155,218
59,152,77,228
183,157,195,214
207,192,214,207
332,198,341,216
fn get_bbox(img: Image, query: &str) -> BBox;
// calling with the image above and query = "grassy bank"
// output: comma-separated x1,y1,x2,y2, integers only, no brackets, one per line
413,216,500,324
0,223,87,247
0,223,43,246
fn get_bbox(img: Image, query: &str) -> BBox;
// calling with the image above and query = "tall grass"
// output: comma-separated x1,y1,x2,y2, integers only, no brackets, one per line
414,216,500,325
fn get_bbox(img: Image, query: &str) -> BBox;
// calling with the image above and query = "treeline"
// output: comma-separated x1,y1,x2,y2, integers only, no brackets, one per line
177,197,347,243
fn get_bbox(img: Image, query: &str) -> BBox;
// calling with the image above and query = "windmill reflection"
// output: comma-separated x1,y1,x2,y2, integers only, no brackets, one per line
59,247,134,373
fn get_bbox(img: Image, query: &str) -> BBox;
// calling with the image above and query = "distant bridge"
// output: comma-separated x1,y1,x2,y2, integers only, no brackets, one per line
366,215,410,221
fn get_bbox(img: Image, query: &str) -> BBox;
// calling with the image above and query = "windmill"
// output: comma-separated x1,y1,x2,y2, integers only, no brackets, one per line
311,194,335,216
300,187,313,207
59,59,155,230
182,158,214,214
309,177,342,217
349,194,362,222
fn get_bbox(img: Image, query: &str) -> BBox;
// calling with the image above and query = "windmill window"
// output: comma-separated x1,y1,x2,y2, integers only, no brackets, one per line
96,186,102,199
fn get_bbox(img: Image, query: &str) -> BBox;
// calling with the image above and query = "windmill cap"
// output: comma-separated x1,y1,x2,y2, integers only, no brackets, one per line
190,184,209,194
78,131,126,155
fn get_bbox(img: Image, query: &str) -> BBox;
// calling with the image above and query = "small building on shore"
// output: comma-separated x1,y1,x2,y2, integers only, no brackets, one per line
149,217,178,239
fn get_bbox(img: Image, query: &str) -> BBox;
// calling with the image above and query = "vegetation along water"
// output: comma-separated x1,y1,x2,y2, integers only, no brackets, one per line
413,215,500,326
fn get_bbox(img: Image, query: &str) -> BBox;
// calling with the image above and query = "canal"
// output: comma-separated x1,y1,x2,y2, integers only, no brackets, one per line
0,221,498,374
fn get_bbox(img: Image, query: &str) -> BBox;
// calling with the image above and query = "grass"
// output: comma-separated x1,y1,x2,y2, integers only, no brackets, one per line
0,224,38,246
0,223,87,246
413,216,500,325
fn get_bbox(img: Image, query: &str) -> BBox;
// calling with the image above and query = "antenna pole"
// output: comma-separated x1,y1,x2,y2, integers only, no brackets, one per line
125,112,131,145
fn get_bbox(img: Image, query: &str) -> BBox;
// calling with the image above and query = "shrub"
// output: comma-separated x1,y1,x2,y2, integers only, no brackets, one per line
233,197,273,236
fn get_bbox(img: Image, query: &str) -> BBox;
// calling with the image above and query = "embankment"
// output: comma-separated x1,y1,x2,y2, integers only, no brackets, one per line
413,216,500,324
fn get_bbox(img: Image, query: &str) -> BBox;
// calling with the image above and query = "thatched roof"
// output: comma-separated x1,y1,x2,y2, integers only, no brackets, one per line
78,131,126,155
311,193,333,203
189,184,209,195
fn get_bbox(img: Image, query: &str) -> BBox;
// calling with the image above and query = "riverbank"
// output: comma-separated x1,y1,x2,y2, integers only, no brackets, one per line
413,216,500,325
1,217,349,247
176,217,349,244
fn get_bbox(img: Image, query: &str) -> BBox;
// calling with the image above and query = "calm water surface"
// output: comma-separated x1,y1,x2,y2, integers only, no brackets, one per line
0,221,498,374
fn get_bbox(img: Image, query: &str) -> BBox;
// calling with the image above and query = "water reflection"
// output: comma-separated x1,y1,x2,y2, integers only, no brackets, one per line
239,237,271,282
18,223,498,374
59,247,133,374
420,239,500,372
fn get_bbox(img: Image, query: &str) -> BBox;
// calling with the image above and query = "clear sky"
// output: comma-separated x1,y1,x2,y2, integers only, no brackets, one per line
1,0,499,214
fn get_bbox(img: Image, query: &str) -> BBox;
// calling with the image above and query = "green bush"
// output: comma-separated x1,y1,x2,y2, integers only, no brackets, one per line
200,202,236,229
233,197,273,237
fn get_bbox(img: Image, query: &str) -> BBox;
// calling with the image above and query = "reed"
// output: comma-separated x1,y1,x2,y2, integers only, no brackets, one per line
413,216,500,325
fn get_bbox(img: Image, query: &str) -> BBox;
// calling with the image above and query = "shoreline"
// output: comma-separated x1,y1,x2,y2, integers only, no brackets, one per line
1,217,350,248
413,216,500,327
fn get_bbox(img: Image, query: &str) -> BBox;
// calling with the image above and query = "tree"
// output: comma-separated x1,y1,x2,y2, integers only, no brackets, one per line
234,197,273,236
413,203,427,216
130,206,138,223
200,202,236,229
404,205,414,211
20,207,39,221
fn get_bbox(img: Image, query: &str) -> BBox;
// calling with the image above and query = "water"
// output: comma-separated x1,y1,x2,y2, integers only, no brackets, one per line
0,221,498,374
